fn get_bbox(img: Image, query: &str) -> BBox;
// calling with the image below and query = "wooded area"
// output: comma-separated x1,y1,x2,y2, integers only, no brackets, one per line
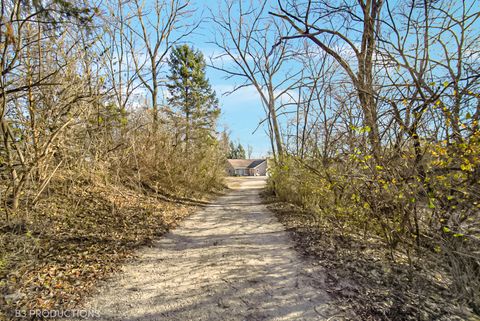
1,0,479,320
0,0,227,317
212,0,480,318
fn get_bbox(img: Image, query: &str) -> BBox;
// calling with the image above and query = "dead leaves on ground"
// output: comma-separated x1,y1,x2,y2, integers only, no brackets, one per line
265,199,478,321
0,180,194,319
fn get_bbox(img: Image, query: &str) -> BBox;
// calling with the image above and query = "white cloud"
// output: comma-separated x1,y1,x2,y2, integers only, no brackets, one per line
200,46,255,67
213,83,297,109
214,84,261,101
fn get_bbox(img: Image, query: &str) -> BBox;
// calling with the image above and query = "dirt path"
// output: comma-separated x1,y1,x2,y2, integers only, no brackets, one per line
76,177,337,320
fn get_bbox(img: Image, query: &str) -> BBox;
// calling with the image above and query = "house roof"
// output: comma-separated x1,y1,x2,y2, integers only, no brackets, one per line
227,159,266,169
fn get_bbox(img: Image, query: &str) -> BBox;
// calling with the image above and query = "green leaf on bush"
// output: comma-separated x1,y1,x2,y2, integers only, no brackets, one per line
428,198,435,209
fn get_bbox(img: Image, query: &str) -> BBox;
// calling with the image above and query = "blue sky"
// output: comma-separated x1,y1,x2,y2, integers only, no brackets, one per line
190,0,274,158
127,0,479,159
103,0,276,158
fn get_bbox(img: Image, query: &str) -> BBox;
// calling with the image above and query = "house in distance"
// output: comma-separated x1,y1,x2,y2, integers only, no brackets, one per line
226,159,268,176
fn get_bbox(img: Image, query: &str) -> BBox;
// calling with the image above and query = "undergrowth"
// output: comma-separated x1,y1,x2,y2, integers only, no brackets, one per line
0,167,221,319
265,195,477,321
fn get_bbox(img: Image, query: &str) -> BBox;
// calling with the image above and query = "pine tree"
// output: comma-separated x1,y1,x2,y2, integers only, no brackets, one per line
227,142,248,159
228,142,237,159
167,45,219,152
237,143,246,159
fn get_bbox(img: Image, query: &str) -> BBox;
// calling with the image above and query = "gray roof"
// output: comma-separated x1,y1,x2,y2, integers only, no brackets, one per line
227,159,266,169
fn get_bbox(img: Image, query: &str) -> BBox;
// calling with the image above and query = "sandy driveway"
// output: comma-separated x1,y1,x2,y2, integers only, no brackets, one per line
76,177,336,320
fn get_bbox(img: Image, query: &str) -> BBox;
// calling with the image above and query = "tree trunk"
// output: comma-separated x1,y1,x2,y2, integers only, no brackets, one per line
358,0,383,161
267,87,284,161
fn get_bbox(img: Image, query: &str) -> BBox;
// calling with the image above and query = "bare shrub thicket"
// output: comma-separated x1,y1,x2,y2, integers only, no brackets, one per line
0,0,225,222
208,0,480,315
1,1,225,314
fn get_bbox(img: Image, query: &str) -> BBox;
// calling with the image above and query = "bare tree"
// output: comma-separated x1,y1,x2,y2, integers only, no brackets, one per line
0,1,95,213
99,0,139,115
210,0,301,161
123,0,197,126
271,0,384,161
